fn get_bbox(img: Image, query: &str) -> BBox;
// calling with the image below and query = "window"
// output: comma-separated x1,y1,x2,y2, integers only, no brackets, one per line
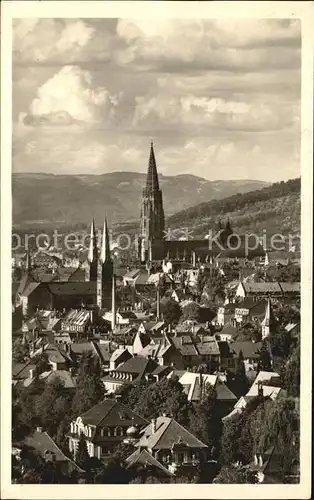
115,426,123,437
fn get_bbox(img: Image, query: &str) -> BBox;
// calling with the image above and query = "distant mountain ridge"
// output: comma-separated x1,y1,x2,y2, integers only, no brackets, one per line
167,178,301,239
12,172,269,229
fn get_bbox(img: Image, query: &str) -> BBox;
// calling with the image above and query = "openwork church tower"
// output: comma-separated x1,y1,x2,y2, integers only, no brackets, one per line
139,142,165,261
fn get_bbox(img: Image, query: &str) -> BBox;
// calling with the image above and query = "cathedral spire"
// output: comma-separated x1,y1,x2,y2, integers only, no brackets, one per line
145,141,160,192
88,219,98,263
100,218,110,263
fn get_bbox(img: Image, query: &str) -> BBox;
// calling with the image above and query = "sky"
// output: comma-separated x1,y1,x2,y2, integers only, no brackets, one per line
12,18,301,181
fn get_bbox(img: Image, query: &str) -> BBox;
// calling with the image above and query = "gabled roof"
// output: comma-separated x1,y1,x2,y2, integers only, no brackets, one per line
215,380,237,401
115,355,159,377
39,369,76,389
12,361,36,379
79,399,148,427
137,416,208,451
22,429,82,469
124,268,141,279
126,448,173,476
231,341,262,359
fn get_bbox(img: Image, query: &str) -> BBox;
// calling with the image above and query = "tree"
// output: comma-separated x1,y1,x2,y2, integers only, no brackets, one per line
233,350,249,396
214,464,258,484
12,340,28,363
280,345,300,397
75,433,90,470
189,383,220,450
129,376,191,427
181,302,201,322
161,299,182,326
72,352,105,416
257,341,273,371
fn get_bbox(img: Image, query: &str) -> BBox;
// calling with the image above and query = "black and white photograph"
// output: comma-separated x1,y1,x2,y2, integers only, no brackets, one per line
1,1,313,499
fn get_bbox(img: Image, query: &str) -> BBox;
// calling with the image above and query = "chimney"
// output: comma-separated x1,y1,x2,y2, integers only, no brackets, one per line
36,426,43,433
111,274,116,331
192,252,196,268
156,284,161,320
151,418,156,434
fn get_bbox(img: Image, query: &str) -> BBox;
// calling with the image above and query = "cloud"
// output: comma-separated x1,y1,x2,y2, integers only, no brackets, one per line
21,66,121,126
12,18,301,182
13,19,115,65
132,93,298,133
115,19,300,72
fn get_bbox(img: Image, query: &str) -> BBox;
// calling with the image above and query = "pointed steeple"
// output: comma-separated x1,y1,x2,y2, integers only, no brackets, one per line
100,218,110,263
25,249,31,271
145,141,160,192
261,297,275,339
88,219,98,263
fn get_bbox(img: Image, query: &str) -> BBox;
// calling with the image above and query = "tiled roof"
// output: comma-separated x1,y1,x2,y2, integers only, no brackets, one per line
126,448,173,476
279,282,300,293
39,369,76,389
12,361,36,379
231,341,262,359
241,282,282,293
115,355,158,376
79,399,149,427
137,416,208,450
23,429,81,466
63,309,90,326
215,380,237,401
124,269,141,279
47,282,96,296
196,341,220,356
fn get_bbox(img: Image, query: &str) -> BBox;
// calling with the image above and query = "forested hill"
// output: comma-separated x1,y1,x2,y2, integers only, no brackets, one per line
167,178,300,238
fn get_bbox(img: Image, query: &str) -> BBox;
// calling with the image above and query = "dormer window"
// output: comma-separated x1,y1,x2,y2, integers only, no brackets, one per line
115,426,123,437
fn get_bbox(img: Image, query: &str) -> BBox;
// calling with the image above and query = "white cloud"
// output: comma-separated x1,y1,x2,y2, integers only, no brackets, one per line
13,19,113,65
132,92,296,132
115,19,300,71
22,66,120,125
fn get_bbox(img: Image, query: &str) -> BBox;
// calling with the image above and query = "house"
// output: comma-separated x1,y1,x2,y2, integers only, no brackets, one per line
245,370,282,399
235,282,282,300
123,269,149,287
171,371,217,401
234,299,268,325
231,341,263,372
68,399,149,460
14,427,83,475
21,368,77,391
135,416,208,474
109,347,133,370
172,371,237,407
30,342,73,371
138,336,184,369
214,324,238,342
279,282,300,297
216,303,237,326
217,341,236,373
126,448,174,479
60,309,92,334
102,310,138,327
12,360,37,386
172,335,220,370
102,355,160,393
